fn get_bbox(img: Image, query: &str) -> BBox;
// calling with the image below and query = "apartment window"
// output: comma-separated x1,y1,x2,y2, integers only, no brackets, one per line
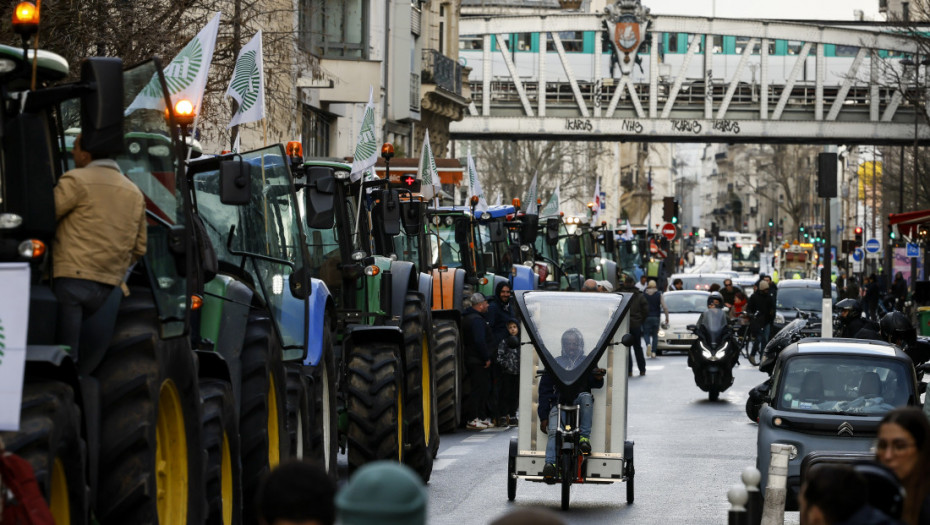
547,31,584,52
301,0,368,58
302,105,332,158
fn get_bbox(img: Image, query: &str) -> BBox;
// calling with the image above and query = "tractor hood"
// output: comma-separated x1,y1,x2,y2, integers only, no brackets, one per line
513,291,631,388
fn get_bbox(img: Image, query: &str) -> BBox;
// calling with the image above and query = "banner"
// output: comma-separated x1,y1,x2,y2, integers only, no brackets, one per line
418,129,441,200
592,177,601,223
0,264,30,431
466,153,488,214
540,183,560,217
226,31,265,128
127,13,221,115
350,86,378,183
525,172,539,215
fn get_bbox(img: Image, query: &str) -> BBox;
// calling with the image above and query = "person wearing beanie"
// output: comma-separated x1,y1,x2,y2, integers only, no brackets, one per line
463,292,494,429
335,461,426,525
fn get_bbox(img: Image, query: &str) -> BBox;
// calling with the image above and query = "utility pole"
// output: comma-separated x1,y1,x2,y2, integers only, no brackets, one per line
818,151,837,337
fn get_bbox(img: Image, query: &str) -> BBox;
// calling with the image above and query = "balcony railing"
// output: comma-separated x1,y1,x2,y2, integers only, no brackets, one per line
421,49,462,95
410,73,421,111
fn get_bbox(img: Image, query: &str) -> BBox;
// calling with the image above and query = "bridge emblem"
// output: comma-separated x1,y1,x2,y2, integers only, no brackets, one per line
603,0,651,74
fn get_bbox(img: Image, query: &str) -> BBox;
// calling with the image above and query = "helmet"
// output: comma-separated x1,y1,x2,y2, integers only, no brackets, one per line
707,292,724,309
879,312,916,347
835,298,862,323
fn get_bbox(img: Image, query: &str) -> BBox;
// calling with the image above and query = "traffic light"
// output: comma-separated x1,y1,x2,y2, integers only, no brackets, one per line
854,226,863,245
768,218,774,227
662,196,675,222
671,200,679,224
890,230,897,241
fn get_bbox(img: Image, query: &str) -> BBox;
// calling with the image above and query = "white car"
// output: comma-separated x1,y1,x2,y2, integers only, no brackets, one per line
655,291,710,355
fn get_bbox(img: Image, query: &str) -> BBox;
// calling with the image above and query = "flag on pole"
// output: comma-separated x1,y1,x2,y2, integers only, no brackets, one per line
232,133,241,153
350,86,378,182
494,191,502,206
540,183,560,217
620,220,634,241
418,129,442,200
127,13,221,114
525,172,539,215
226,31,265,128
592,177,601,223
466,153,488,214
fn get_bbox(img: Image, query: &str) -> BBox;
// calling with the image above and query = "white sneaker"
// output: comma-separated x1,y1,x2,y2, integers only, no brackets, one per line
481,418,495,428
466,418,488,430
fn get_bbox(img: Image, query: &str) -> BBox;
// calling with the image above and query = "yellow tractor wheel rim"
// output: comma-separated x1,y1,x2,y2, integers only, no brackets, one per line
156,379,188,524
221,432,233,525
49,457,70,524
421,334,431,446
268,375,281,468
397,389,403,462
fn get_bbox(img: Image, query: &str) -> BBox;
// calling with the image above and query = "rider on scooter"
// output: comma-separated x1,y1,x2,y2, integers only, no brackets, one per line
836,298,877,338
538,328,606,482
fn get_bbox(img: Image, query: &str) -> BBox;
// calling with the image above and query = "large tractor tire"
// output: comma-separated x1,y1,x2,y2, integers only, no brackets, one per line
400,293,437,482
1,380,87,524
239,312,288,525
432,319,462,434
345,342,403,473
307,318,338,477
200,378,242,525
93,290,204,524
284,364,311,461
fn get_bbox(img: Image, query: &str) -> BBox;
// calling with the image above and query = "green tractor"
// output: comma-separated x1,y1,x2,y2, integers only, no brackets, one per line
298,159,436,480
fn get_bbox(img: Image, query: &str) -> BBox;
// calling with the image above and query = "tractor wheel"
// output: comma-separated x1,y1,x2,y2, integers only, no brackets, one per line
308,318,338,477
400,293,437,482
284,363,311,461
239,312,288,525
200,378,242,525
1,380,87,524
433,319,462,434
345,342,403,473
93,290,204,524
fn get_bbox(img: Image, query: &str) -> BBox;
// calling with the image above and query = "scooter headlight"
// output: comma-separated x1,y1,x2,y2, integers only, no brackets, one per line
712,341,729,360
699,340,717,361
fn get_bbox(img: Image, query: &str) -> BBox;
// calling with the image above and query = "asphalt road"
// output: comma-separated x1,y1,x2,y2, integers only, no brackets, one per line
424,352,800,525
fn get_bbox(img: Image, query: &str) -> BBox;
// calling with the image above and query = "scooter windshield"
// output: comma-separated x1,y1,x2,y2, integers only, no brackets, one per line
697,308,729,347
515,291,629,387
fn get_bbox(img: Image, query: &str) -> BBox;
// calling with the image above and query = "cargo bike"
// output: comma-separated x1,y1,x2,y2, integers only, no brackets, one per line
507,290,636,510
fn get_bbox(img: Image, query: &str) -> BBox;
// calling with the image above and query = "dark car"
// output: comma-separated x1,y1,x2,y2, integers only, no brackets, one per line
772,279,837,334
756,338,919,510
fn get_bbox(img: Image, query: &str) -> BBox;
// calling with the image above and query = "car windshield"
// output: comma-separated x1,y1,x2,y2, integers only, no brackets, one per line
665,292,709,314
522,291,624,386
675,275,725,291
776,287,823,311
773,355,912,415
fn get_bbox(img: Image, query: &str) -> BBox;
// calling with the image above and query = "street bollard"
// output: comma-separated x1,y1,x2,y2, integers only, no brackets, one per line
761,444,794,525
743,466,763,525
728,483,749,525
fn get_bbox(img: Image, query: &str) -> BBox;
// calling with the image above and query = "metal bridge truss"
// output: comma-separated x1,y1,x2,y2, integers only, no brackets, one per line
451,15,930,144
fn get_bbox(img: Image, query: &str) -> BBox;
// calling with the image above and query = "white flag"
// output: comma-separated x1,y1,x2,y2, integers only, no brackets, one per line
232,133,241,154
127,13,221,115
592,177,601,223
226,31,265,128
418,130,441,200
525,172,539,215
540,183,560,217
494,191,502,206
466,153,488,214
350,87,378,182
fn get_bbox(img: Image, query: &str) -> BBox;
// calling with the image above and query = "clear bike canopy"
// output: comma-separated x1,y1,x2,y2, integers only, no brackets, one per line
513,291,630,388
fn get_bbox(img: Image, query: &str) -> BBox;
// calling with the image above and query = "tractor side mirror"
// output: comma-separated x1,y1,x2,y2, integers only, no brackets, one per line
219,160,251,205
305,166,336,229
566,235,580,255
489,221,506,243
603,232,615,254
546,218,560,246
401,200,422,234
80,57,124,156
454,219,469,244
520,214,539,245
289,266,311,300
379,189,401,236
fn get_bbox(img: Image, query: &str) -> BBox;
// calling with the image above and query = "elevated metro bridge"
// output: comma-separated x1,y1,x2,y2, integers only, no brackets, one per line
450,13,930,144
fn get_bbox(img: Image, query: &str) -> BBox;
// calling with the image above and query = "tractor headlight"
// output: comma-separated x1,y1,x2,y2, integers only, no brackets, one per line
0,213,23,229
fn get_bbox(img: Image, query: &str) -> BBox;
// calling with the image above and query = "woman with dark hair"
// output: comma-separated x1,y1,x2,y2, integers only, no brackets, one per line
875,407,930,525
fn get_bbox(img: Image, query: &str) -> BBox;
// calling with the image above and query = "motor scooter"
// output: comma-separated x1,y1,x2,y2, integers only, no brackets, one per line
745,314,818,421
686,308,740,400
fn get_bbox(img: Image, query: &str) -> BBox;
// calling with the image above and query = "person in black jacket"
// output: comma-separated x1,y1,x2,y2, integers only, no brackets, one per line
892,272,908,311
865,274,883,321
537,328,605,481
463,293,494,430
620,276,648,375
747,280,775,357
487,282,518,426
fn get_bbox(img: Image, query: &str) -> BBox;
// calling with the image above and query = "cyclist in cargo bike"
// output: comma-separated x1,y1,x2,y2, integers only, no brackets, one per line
507,290,636,511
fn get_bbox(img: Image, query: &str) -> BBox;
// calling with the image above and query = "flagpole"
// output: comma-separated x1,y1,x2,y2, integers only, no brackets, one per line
262,118,267,147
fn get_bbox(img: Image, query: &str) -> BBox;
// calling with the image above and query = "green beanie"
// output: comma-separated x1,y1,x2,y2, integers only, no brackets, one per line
336,461,426,525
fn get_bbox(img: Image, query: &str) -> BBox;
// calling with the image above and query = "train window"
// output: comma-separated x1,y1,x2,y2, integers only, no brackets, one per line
712,35,724,54
787,41,804,55
835,45,859,57
688,34,703,54
516,33,533,51
667,34,679,53
459,34,482,50
547,31,584,52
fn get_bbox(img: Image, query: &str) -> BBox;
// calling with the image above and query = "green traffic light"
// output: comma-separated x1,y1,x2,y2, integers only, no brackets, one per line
768,220,774,227
800,226,805,231
890,232,896,239
672,217,678,224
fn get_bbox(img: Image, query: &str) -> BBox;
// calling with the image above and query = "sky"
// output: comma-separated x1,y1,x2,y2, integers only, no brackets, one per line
642,0,884,21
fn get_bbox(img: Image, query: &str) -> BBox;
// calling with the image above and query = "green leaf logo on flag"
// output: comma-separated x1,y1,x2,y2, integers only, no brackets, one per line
230,50,260,111
142,37,203,98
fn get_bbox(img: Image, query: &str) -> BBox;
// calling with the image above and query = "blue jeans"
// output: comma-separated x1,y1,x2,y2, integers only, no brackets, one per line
545,392,593,464
752,324,771,356
643,316,660,350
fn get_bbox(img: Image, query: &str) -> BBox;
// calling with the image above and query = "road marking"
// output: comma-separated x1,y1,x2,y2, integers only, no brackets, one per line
482,426,512,433
646,365,665,370
432,458,457,471
439,445,472,456
463,435,493,443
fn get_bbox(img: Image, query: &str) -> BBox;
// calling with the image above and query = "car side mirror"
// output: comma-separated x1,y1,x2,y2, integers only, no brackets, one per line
305,166,335,229
686,324,697,332
219,159,251,205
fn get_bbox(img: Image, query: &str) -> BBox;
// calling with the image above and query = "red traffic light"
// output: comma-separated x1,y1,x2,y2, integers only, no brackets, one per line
854,227,863,235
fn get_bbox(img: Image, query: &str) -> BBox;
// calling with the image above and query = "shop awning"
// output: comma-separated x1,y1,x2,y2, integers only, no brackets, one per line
888,208,930,237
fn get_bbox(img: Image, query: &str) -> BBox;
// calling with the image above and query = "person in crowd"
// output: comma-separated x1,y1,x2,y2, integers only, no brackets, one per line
256,460,336,525
836,298,876,339
747,280,775,357
799,463,901,525
335,461,427,525
720,279,737,310
733,290,748,317
537,329,605,482
892,272,908,311
708,283,721,293
582,278,599,292
495,320,521,427
463,293,494,430
875,407,930,525
636,275,648,292
762,274,778,302
865,274,883,321
620,276,648,375
672,278,684,291
596,280,614,293
488,282,517,427
836,270,847,297
54,134,147,359
642,280,670,358
846,276,861,301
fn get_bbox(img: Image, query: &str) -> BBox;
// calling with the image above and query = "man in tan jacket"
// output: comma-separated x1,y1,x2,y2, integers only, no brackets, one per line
53,134,147,358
